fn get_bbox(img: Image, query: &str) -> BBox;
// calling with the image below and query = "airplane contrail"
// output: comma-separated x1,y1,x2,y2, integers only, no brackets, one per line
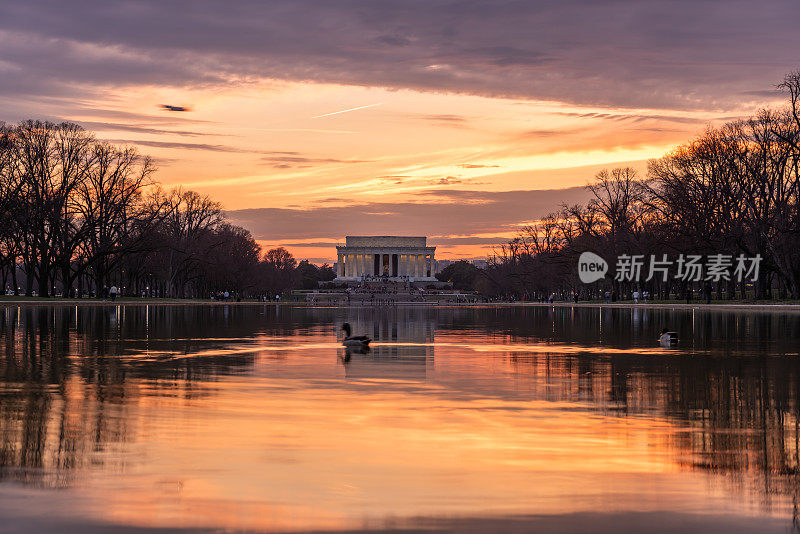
311,103,382,119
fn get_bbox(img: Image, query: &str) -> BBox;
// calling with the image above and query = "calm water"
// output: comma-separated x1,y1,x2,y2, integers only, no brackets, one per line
1,304,800,533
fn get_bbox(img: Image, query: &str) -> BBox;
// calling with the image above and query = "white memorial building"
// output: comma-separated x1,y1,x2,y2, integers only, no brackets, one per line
335,236,437,281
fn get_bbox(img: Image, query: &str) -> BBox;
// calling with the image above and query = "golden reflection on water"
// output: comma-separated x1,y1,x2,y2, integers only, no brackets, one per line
1,305,800,532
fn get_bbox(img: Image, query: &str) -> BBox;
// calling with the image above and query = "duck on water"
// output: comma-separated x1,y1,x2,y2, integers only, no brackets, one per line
659,328,679,347
341,323,371,349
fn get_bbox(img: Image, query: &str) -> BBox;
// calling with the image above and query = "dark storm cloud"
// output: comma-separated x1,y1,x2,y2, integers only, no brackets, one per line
225,186,592,241
375,34,412,47
1,1,798,109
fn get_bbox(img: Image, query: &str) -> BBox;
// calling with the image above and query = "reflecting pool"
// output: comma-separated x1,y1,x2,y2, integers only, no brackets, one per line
1,304,800,533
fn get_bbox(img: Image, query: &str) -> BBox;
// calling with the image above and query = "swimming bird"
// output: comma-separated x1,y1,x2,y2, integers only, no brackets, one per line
658,328,679,347
342,323,371,348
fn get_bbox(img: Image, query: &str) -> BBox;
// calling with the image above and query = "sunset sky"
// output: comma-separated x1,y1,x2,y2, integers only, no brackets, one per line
1,1,797,262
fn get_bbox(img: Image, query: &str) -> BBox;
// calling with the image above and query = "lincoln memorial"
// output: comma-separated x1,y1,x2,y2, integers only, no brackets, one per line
335,236,436,281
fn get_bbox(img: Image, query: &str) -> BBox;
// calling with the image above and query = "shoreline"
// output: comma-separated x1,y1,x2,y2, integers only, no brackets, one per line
2,298,800,312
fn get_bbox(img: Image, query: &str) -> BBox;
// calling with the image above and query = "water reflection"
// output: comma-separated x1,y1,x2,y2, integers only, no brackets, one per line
0,304,799,532
339,307,434,380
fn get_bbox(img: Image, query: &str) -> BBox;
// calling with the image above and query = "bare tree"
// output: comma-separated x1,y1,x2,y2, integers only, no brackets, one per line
262,247,299,296
157,188,224,297
77,142,159,293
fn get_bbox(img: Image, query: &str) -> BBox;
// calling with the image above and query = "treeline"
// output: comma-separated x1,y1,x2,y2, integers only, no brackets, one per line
0,120,334,298
482,71,800,301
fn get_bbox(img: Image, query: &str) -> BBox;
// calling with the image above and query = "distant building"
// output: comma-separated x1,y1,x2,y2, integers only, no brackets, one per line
472,259,488,269
334,236,437,281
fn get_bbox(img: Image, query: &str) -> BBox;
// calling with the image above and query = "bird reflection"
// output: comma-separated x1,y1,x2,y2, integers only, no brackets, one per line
340,344,370,363
335,308,434,381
